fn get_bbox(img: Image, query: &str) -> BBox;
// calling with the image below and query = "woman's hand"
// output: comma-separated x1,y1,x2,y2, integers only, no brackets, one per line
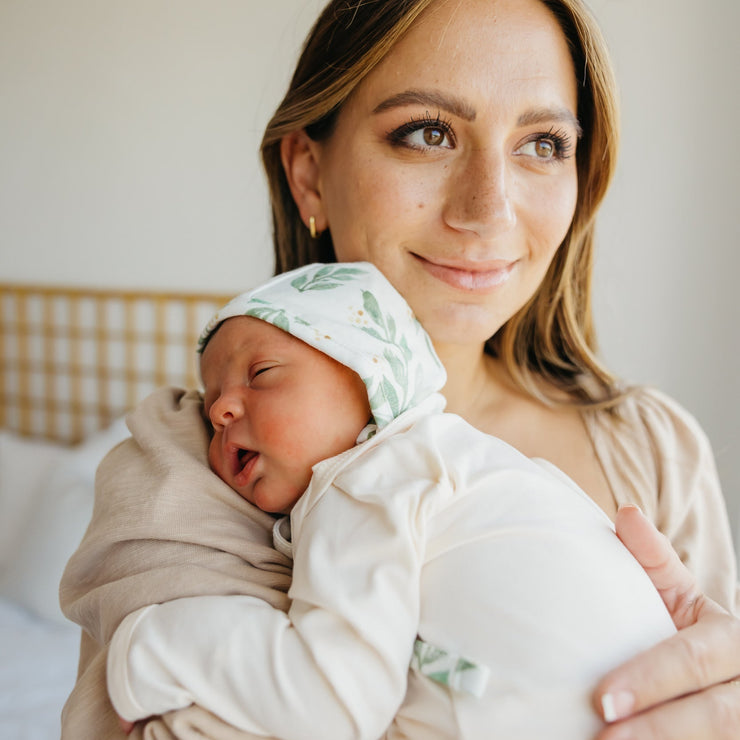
593,505,740,739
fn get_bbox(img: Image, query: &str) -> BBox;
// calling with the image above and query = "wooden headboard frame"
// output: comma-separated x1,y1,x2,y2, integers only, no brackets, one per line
0,283,230,444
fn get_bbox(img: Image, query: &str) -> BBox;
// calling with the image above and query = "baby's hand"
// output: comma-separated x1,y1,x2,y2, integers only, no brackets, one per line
118,715,135,735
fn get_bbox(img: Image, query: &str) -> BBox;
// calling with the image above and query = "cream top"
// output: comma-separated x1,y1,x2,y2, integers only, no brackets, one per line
584,386,737,612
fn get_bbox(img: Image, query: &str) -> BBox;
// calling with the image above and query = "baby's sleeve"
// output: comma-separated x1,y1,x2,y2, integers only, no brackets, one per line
107,595,368,738
106,447,429,740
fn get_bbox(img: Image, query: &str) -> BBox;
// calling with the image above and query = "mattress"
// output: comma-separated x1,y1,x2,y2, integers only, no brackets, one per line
0,597,80,740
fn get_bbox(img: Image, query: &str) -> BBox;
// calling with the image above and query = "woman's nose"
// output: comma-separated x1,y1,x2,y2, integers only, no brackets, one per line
444,150,516,239
209,389,246,429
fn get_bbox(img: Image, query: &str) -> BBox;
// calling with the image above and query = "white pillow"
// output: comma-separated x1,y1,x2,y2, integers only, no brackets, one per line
0,418,130,624
0,432,73,568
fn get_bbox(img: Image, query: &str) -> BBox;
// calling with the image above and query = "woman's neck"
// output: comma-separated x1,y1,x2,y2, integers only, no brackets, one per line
433,341,508,424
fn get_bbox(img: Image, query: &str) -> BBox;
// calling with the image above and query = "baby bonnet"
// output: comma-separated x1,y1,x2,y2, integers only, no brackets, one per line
198,262,446,429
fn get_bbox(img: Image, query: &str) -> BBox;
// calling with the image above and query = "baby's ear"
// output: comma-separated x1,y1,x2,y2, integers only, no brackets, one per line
280,130,328,234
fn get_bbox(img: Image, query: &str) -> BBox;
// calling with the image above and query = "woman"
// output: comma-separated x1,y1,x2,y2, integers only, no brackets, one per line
265,0,740,736
61,0,740,738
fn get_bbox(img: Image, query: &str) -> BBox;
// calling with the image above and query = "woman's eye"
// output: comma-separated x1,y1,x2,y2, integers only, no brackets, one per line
535,139,555,158
387,117,455,150
412,126,452,148
517,130,574,162
519,138,556,159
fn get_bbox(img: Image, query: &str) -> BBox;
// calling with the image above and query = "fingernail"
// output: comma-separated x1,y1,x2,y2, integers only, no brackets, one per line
617,504,643,516
601,690,635,722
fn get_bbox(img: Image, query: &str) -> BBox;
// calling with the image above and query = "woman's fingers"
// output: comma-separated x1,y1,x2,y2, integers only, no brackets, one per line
595,679,740,740
591,504,740,737
613,505,703,628
593,611,740,722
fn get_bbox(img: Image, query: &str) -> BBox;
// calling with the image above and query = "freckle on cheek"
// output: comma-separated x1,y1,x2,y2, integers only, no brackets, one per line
417,203,425,209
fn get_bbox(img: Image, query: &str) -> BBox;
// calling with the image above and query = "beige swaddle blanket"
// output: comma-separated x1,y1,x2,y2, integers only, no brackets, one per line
60,387,293,740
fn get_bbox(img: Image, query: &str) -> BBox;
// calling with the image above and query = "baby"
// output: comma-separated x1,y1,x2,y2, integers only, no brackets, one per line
107,262,676,740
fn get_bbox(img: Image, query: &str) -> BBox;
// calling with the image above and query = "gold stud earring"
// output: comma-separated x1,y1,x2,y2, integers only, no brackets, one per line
309,215,317,239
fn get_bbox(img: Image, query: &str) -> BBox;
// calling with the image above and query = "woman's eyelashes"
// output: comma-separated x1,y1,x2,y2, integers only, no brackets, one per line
386,113,455,150
516,128,575,163
386,115,575,163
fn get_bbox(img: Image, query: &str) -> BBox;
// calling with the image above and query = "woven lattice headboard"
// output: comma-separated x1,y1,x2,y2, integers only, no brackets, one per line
0,283,230,444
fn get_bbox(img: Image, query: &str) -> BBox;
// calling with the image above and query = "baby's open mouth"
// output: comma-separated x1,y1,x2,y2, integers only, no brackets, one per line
231,447,261,487
236,448,257,475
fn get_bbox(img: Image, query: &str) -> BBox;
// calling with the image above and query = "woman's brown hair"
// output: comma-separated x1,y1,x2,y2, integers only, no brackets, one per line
261,0,624,408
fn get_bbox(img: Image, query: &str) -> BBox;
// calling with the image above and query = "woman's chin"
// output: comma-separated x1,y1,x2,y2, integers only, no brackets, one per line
420,305,505,351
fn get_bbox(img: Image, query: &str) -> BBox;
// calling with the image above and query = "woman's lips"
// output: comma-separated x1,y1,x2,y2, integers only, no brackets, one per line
413,254,517,292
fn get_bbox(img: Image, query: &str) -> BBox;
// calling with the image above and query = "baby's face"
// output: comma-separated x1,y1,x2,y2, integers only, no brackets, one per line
201,316,371,513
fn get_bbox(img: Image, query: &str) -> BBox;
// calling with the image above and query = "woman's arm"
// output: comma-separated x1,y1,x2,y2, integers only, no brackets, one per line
593,506,740,739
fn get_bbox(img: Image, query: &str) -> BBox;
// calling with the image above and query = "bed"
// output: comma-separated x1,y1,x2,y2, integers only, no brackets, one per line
0,282,229,739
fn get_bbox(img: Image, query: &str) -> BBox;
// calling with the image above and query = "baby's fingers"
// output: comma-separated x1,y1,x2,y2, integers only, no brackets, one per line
118,715,135,735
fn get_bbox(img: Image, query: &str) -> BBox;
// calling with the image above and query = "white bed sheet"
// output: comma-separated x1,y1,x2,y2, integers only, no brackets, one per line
0,597,80,740
0,420,131,740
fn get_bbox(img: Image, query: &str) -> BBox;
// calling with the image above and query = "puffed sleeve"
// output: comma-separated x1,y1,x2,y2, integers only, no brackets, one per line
585,386,738,613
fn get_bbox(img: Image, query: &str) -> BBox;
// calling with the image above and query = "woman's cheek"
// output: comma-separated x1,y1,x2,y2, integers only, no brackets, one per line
528,176,578,254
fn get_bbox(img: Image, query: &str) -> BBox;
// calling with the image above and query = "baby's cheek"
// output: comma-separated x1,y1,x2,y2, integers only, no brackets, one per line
277,435,313,462
207,437,225,477
263,414,309,456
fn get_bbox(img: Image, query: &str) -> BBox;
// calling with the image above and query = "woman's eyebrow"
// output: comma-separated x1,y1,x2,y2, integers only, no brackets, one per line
373,89,477,121
373,91,582,137
517,107,583,137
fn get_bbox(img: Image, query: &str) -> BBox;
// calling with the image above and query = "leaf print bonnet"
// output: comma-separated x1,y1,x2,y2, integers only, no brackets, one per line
198,262,447,429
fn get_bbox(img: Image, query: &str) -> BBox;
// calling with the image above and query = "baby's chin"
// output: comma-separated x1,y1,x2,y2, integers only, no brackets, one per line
250,480,303,516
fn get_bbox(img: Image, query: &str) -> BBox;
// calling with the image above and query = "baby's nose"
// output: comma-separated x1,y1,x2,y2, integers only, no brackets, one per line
209,391,245,428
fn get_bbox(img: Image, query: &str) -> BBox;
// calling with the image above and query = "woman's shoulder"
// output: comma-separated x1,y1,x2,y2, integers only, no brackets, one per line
583,385,719,512
590,387,736,610
593,385,713,464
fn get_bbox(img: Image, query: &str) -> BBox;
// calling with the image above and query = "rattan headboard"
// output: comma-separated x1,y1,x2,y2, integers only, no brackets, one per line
0,283,230,444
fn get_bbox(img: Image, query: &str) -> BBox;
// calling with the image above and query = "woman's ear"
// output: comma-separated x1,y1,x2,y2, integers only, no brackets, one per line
280,131,328,234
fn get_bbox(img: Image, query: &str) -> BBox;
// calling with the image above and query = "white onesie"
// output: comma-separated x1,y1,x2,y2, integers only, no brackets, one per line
108,394,676,740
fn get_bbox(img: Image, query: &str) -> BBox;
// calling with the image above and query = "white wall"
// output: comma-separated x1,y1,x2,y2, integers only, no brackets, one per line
587,0,740,536
1,1,738,537
0,0,325,292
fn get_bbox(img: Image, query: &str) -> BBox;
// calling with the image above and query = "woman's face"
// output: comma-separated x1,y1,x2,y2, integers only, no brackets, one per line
311,0,579,348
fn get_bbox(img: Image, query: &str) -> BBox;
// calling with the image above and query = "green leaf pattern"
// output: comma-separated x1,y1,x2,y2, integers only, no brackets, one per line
411,638,490,698
291,265,368,293
287,265,441,425
242,300,292,333
200,263,446,427
353,289,433,424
